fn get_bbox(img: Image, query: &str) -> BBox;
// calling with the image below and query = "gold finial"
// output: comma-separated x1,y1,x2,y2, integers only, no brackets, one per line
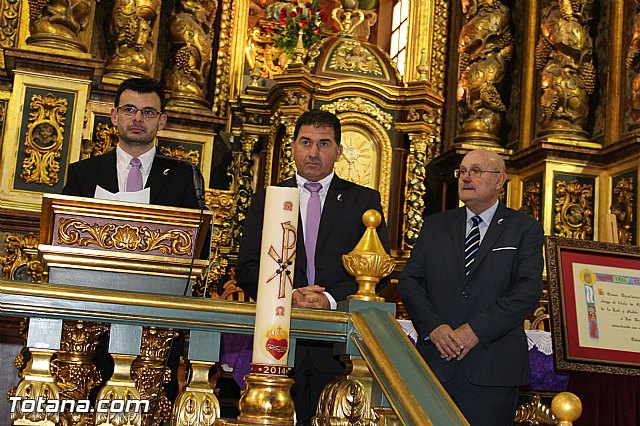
292,28,306,64
342,209,395,302
416,49,428,82
250,57,261,86
551,392,582,426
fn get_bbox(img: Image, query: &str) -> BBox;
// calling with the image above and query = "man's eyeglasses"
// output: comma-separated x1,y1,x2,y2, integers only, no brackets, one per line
117,105,161,119
454,167,501,179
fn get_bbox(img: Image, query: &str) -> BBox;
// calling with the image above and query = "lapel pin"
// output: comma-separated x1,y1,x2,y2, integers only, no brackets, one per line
337,194,343,201
497,218,504,225
163,168,170,176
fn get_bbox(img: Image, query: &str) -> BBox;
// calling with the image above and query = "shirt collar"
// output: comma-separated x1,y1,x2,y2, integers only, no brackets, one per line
116,144,156,171
466,199,499,225
295,171,335,192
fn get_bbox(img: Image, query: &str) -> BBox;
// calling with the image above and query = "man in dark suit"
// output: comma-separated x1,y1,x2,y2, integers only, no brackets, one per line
61,78,203,407
236,109,390,425
399,149,543,426
63,78,200,209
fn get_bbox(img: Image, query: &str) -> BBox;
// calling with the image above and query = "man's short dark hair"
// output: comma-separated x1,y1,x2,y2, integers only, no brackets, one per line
114,78,166,111
293,109,341,145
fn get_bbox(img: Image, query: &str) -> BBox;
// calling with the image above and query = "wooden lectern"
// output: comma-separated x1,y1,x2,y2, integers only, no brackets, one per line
39,194,213,296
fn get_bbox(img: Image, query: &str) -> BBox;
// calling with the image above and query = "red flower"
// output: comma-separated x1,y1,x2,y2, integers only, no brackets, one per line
309,8,315,14
296,7,302,13
289,11,296,17
270,21,276,28
292,0,298,5
321,15,328,22
280,19,286,25
265,27,272,33
313,27,321,34
305,1,312,6
280,10,287,18
300,19,307,26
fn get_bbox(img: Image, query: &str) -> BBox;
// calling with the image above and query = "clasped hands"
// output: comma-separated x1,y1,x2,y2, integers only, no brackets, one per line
429,323,479,361
292,285,330,309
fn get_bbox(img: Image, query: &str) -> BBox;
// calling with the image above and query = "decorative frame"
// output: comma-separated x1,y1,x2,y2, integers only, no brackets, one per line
546,236,640,375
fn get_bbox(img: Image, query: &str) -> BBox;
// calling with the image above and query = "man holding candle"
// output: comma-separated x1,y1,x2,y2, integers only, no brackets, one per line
237,109,391,425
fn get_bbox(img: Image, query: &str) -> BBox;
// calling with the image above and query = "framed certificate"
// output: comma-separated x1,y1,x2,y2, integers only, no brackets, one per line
546,237,640,375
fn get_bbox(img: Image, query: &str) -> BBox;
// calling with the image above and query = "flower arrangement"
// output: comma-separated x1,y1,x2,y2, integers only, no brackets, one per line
265,0,329,57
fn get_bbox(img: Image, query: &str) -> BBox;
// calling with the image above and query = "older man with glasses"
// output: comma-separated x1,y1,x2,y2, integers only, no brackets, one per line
399,149,544,426
63,77,201,209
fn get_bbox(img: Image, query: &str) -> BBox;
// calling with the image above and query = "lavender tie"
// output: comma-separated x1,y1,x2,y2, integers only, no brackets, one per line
126,157,143,192
304,182,322,285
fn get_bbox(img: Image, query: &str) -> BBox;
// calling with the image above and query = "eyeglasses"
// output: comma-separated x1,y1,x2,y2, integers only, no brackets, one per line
454,167,501,179
117,105,161,119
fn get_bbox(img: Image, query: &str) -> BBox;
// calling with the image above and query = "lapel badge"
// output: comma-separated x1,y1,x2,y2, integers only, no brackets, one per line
497,218,504,225
337,194,343,202
163,168,170,176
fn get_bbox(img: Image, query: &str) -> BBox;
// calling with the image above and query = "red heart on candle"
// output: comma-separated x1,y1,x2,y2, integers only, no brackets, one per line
265,338,288,360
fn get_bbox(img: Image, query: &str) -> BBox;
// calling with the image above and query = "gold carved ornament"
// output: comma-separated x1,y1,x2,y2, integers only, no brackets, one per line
403,133,431,251
321,98,392,130
0,0,20,68
56,218,194,256
159,145,201,166
1,233,48,283
230,135,259,249
89,122,118,158
335,132,374,187
20,93,67,186
131,327,179,425
212,0,232,115
457,0,513,138
328,39,382,75
51,321,109,425
105,0,161,77
554,179,593,240
611,177,634,245
535,1,595,132
626,4,640,128
520,182,542,222
27,0,92,51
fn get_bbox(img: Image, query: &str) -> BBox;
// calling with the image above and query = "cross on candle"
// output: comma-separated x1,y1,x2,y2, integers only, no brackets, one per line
267,221,297,299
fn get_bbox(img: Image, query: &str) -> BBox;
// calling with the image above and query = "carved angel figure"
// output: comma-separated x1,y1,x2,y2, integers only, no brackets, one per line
535,0,595,131
456,0,513,137
164,0,218,106
106,0,161,75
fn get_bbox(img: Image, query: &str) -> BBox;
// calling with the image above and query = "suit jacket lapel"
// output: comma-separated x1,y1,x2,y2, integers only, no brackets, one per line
316,176,348,250
147,155,173,204
99,150,119,194
467,202,509,278
450,207,467,280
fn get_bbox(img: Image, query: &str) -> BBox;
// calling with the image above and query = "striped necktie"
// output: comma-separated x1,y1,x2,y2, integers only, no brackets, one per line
465,215,482,276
